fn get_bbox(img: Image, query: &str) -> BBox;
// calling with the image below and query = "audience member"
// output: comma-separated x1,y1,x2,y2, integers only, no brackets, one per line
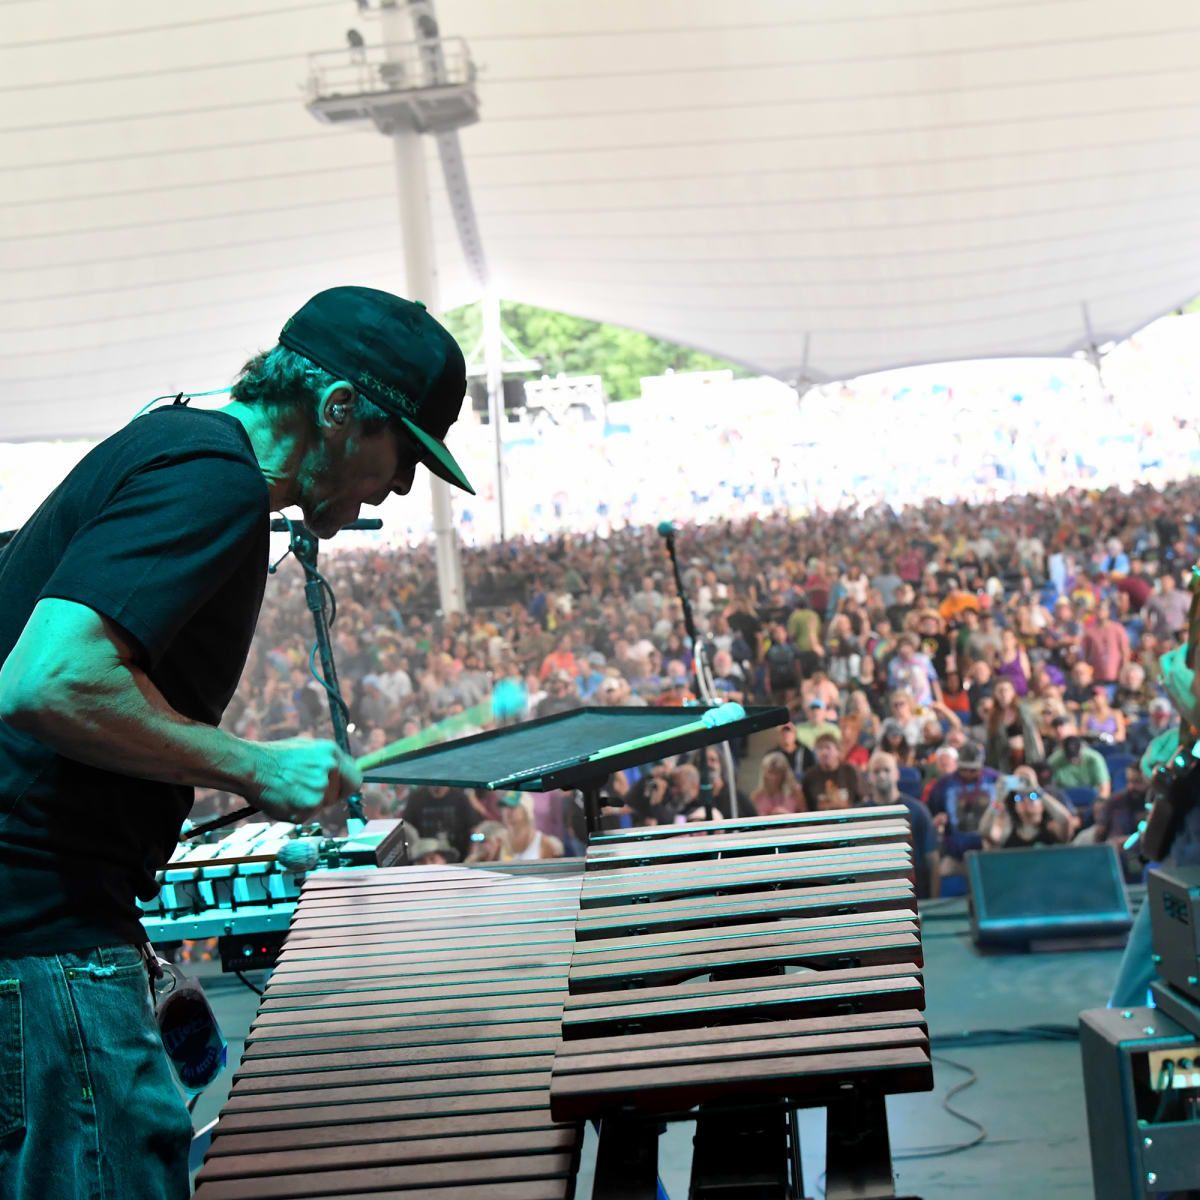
1144,570,1191,641
411,837,461,866
1080,602,1131,685
1046,721,1112,800
1093,763,1150,880
1081,684,1126,744
499,796,564,859
863,751,938,898
926,741,999,884
402,784,481,859
750,751,805,816
795,697,841,751
980,776,1072,850
801,733,863,810
983,678,1044,773
775,721,814,776
878,718,916,766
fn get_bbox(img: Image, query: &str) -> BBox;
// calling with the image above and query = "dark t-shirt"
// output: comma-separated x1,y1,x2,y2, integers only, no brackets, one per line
801,763,862,810
1095,787,1147,843
0,406,269,955
765,641,799,689
856,796,936,899
402,786,476,857
1002,816,1060,848
779,742,815,776
727,612,762,661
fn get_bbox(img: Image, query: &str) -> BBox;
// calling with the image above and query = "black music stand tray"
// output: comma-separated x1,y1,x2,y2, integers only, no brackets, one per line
363,704,787,835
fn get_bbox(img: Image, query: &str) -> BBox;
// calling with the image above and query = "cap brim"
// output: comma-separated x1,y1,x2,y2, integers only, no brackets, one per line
401,416,475,494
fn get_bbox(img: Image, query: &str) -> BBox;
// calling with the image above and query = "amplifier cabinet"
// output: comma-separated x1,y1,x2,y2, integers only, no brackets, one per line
1080,1005,1200,1199
1148,865,1200,1004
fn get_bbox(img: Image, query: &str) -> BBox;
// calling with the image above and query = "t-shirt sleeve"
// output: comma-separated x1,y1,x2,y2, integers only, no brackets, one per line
908,802,937,856
39,452,267,669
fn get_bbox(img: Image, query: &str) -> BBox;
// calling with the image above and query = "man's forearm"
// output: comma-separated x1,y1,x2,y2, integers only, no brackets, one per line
3,659,264,798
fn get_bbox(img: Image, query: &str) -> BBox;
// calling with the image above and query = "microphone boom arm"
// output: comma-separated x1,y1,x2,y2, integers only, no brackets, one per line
659,523,734,819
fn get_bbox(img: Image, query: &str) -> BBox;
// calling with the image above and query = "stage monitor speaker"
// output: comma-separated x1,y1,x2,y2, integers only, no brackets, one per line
468,377,526,415
966,843,1133,950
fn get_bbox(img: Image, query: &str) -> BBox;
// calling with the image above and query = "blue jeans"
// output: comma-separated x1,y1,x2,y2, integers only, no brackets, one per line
1109,895,1156,1008
0,944,192,1200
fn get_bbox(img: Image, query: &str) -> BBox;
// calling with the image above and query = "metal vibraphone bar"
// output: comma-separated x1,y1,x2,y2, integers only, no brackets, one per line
192,864,584,1199
551,807,931,1200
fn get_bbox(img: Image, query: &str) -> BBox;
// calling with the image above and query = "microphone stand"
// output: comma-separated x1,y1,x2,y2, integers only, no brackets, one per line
660,524,714,821
183,517,380,840
289,519,367,831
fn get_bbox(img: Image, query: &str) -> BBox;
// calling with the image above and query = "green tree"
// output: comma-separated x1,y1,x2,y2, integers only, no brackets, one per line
440,300,746,401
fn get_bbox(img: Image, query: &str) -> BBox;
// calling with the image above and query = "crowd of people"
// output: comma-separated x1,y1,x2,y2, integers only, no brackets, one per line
186,475,1200,891
10,319,1200,550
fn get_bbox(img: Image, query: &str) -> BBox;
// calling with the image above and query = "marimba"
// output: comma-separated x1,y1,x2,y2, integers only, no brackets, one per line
193,861,583,1199
193,807,929,1199
556,808,929,1199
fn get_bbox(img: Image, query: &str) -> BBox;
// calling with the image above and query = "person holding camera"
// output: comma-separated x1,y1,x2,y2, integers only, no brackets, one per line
627,759,685,825
980,771,1073,850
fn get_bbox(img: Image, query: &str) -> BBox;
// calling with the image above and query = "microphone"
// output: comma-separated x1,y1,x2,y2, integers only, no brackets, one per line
657,520,675,538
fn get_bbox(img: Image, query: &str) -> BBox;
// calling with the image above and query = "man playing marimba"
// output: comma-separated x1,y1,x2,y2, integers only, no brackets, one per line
0,287,473,1200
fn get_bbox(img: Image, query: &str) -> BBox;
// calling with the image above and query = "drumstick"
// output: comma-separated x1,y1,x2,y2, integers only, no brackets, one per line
357,738,422,773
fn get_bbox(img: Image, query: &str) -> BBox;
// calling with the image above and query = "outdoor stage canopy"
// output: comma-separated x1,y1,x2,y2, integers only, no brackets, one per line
2,0,1200,440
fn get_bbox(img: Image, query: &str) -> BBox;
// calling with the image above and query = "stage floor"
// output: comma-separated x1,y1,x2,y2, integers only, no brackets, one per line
193,896,1117,1199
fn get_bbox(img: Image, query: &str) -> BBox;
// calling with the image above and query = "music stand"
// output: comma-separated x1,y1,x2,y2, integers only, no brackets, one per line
363,704,788,835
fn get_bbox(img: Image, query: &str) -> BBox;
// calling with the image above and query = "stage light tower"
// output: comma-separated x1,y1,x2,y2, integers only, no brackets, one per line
304,0,486,612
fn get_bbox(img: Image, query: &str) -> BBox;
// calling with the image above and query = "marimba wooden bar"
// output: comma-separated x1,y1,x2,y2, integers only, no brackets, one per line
192,864,584,1200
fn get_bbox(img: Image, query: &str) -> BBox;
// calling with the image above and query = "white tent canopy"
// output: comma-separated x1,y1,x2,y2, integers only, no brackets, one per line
3,0,1199,440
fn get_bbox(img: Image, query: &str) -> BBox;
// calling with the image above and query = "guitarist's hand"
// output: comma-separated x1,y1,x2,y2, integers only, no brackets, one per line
1190,640,1200,725
1161,643,1200,729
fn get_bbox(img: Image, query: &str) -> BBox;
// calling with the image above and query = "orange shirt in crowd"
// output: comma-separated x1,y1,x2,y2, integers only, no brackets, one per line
538,649,576,681
938,591,979,624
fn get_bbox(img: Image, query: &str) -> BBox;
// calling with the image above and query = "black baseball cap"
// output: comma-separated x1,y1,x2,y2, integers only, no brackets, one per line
280,286,474,494
958,740,984,768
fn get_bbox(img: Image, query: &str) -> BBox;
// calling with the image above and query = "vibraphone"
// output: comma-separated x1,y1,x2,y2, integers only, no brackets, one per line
139,819,411,949
194,807,930,1199
141,822,303,927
